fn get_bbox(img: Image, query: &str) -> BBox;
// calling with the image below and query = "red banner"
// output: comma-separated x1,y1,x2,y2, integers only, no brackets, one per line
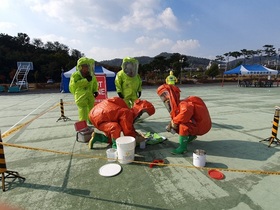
95,74,107,104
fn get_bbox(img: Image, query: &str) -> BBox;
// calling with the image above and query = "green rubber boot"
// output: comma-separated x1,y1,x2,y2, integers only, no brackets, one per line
112,139,117,149
187,135,197,143
171,135,188,155
88,132,109,149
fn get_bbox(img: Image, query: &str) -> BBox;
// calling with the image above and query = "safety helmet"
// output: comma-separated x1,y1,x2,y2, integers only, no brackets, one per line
170,71,174,75
122,57,139,77
131,99,155,123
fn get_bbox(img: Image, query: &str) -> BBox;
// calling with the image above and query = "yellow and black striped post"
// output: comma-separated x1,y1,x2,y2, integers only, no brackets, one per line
56,99,71,122
0,130,7,171
260,106,280,147
0,130,25,191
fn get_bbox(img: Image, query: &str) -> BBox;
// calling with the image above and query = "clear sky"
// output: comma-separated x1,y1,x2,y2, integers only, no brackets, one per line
1,0,280,62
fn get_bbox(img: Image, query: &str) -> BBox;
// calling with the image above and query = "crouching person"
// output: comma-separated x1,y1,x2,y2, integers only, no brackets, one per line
88,97,155,149
157,84,211,154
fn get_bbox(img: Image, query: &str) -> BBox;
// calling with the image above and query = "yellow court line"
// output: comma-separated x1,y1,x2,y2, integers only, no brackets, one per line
1,100,280,176
1,103,59,139
1,141,280,176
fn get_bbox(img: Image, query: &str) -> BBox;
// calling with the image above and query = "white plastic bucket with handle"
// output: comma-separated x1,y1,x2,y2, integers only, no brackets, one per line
193,149,206,167
116,136,136,164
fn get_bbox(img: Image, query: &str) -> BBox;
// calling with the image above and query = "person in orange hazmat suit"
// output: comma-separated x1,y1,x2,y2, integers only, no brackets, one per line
88,97,155,149
157,84,211,154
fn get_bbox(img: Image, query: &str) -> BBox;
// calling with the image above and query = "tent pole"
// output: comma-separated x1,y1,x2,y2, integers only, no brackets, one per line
221,74,225,87
237,75,239,87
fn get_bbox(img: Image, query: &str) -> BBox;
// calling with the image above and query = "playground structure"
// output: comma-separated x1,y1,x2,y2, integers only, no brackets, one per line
8,62,33,93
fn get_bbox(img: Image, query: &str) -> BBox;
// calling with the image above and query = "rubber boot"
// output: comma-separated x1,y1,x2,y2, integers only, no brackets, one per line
112,139,117,149
187,135,197,143
171,135,188,155
88,132,109,149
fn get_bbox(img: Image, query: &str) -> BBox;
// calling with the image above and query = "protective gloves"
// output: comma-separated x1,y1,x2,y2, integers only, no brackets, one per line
170,120,178,130
86,75,92,82
166,122,176,134
138,91,141,98
94,92,99,97
117,92,124,98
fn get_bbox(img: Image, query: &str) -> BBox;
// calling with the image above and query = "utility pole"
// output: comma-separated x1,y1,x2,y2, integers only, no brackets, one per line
179,57,185,84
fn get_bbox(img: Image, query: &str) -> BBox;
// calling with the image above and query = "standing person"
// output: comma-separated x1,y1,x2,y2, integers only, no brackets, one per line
88,97,155,149
115,57,142,108
165,70,178,85
69,57,99,123
157,84,211,154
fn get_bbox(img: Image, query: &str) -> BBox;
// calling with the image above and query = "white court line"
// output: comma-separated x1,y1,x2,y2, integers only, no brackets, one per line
2,97,54,136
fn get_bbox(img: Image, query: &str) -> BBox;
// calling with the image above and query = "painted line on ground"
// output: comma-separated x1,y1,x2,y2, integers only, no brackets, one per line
2,97,55,137
1,103,59,139
1,141,280,176
1,99,74,139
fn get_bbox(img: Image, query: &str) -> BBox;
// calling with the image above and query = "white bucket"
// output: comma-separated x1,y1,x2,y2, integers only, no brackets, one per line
106,148,118,162
193,149,206,167
116,136,136,164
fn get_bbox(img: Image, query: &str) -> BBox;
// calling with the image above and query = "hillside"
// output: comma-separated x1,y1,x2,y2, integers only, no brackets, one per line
99,52,211,68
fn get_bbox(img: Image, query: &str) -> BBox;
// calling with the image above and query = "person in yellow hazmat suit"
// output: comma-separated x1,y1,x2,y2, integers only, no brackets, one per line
165,70,178,85
115,57,142,108
69,57,99,122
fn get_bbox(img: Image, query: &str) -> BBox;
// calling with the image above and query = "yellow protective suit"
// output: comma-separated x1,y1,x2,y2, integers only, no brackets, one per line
165,71,178,85
69,57,98,122
115,57,142,108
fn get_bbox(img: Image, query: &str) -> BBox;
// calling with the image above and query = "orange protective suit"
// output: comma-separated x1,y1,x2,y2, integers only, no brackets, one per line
157,84,211,136
88,97,155,145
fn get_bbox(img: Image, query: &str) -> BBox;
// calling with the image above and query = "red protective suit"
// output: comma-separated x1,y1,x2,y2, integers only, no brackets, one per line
157,84,211,136
88,97,155,143
173,96,212,136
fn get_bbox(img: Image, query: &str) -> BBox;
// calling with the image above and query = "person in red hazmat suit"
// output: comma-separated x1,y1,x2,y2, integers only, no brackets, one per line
115,57,142,108
69,57,99,123
157,84,211,154
88,97,155,149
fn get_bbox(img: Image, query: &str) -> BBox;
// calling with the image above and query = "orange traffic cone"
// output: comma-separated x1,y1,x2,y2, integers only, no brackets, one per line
0,130,25,191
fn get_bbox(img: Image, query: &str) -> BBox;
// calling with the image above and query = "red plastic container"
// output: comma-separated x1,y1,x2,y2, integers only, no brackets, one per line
74,121,94,143
74,120,88,131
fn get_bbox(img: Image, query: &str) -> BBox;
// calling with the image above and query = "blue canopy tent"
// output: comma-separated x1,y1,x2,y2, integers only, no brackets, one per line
223,64,278,87
62,65,116,93
224,65,278,75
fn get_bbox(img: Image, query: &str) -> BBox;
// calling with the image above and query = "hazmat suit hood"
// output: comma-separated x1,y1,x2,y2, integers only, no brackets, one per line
157,84,181,118
122,57,139,77
76,57,95,76
131,99,155,123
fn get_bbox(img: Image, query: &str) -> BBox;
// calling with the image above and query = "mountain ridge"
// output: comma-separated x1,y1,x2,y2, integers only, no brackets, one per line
98,52,211,69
